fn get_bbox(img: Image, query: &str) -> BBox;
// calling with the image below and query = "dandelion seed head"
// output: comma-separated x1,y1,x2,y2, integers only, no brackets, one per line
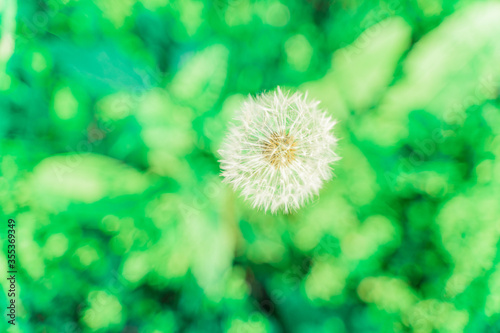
218,87,340,214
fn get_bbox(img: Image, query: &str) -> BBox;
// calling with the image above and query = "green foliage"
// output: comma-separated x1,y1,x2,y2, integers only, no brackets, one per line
1,0,500,332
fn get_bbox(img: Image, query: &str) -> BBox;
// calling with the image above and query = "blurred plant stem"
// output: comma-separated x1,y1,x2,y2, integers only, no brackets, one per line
0,0,16,82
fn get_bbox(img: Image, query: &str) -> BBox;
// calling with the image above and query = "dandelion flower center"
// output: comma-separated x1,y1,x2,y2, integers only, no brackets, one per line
262,131,297,169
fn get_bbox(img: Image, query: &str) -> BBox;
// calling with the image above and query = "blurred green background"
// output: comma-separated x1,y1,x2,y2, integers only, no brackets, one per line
2,0,500,332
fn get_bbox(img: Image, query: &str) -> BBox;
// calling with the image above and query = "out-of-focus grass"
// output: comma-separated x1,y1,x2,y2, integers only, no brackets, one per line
1,0,500,332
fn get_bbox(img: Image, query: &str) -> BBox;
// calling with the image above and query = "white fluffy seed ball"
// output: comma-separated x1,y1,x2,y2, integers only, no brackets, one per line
218,87,340,214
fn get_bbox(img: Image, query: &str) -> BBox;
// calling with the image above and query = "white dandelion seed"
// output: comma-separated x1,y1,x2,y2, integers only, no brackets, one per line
218,87,340,214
